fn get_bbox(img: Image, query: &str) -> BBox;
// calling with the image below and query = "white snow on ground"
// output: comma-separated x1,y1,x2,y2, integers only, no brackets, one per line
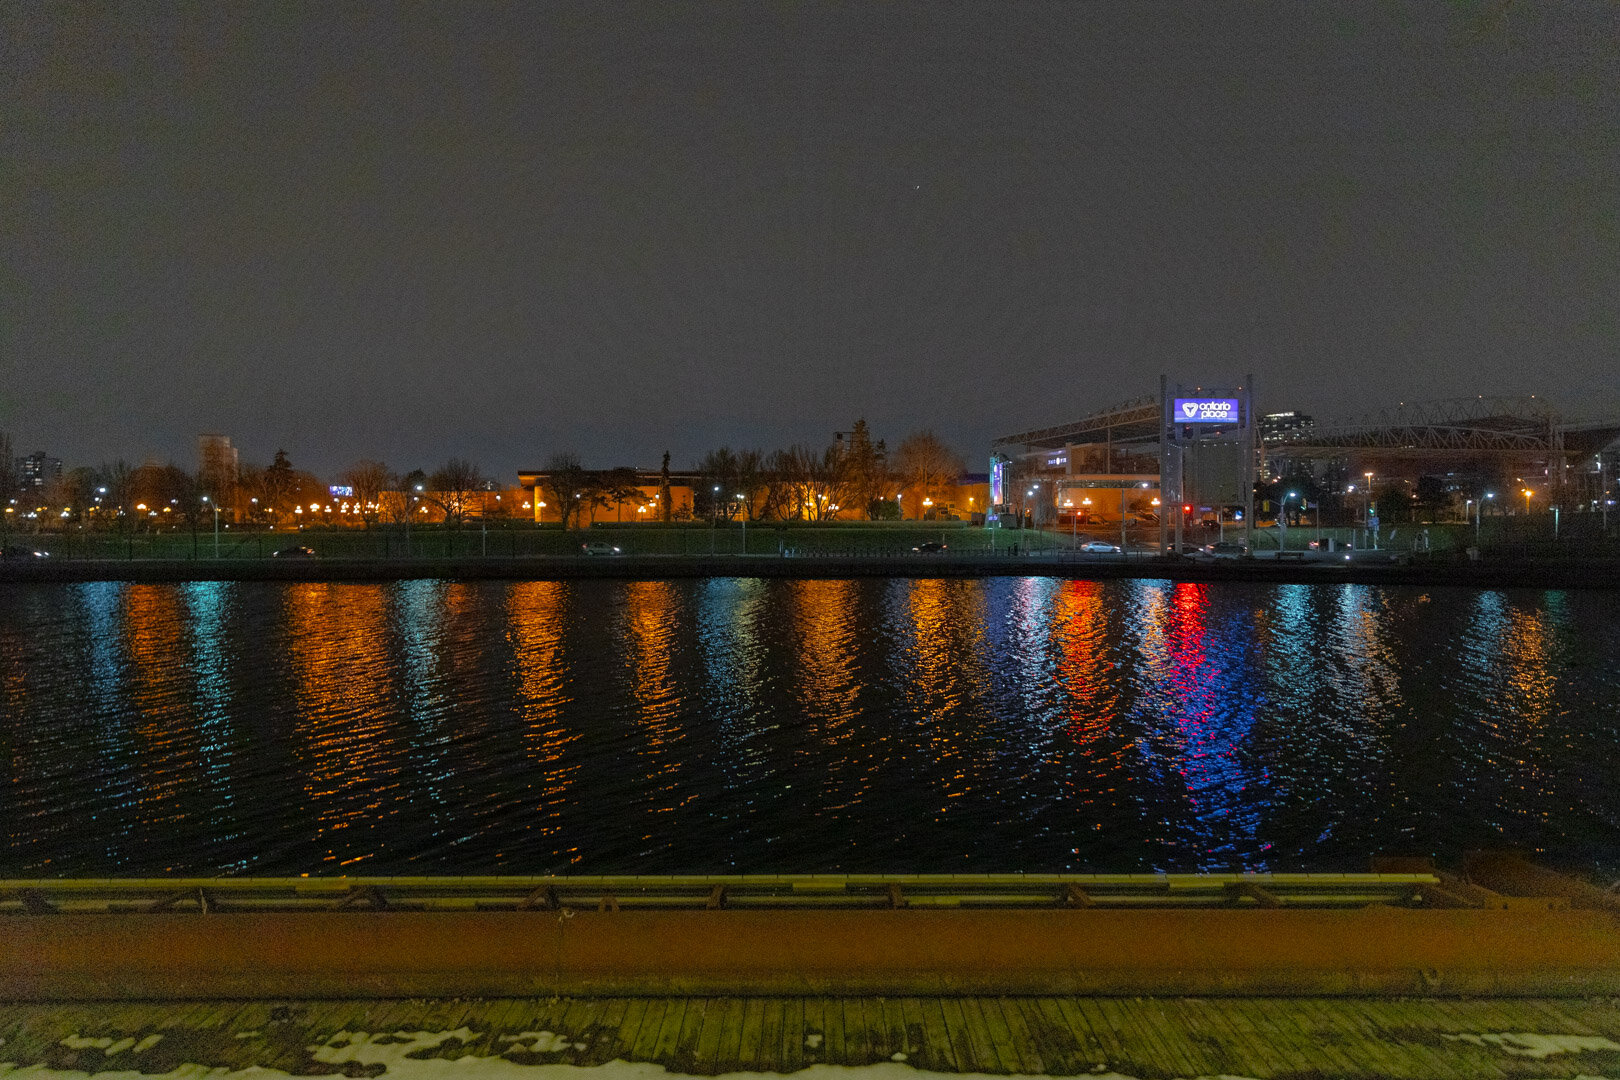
1441,1032,1620,1059
0,1027,1251,1080
0,1026,1616,1080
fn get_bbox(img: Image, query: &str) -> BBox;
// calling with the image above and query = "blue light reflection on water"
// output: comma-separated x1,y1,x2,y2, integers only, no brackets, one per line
1,578,1618,877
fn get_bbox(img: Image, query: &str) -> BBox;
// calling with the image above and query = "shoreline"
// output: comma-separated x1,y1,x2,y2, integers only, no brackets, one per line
3,553,1619,588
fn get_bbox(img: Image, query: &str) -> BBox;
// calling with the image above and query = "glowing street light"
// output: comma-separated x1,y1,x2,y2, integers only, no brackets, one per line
201,494,220,557
1600,455,1609,533
1523,488,1534,515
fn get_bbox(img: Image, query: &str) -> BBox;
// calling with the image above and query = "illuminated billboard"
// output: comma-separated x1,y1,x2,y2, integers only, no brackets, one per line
1173,398,1240,423
989,457,1007,506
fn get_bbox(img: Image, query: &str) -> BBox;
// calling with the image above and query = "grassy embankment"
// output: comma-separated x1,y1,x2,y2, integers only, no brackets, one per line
6,513,1611,561
2,520,1075,561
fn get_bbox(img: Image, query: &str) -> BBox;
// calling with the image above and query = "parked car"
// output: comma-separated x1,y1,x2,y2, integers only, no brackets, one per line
581,541,622,556
0,544,48,558
1209,542,1248,559
912,541,948,553
1079,541,1120,553
271,545,316,559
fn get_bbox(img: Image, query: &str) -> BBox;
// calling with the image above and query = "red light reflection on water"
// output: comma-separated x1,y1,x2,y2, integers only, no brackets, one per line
1157,581,1264,864
1055,579,1118,743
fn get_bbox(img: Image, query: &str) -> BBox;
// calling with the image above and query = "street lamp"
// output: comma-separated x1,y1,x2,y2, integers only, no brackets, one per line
1600,456,1609,534
1523,488,1534,516
735,493,746,554
405,484,423,556
1362,472,1374,547
1279,491,1298,551
202,495,219,557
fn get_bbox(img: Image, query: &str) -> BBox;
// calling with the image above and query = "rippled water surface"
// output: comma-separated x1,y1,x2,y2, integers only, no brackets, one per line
2,578,1617,876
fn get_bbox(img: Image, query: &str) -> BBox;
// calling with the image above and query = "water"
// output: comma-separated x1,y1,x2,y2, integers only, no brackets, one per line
2,578,1617,878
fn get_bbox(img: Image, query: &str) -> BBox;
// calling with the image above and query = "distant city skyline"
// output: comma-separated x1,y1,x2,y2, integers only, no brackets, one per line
6,2,1617,479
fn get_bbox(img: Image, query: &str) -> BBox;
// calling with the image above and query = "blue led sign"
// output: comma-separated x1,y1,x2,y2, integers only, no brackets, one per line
1173,398,1240,423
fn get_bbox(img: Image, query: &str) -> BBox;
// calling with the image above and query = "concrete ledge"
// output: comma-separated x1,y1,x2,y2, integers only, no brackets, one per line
5,907,1620,1000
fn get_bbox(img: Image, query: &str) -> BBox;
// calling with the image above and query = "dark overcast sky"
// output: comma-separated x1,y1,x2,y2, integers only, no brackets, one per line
4,2,1617,479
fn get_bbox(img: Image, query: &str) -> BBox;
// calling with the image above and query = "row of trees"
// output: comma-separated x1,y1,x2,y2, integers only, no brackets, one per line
524,423,968,530
685,421,966,523
3,421,974,535
1,442,499,534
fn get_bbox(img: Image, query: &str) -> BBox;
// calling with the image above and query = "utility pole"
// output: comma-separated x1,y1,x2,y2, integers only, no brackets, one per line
1159,375,1170,556
1244,373,1255,554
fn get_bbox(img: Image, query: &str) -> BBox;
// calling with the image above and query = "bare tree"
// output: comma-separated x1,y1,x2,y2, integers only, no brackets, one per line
427,458,484,529
0,432,17,505
696,447,741,521
893,430,965,519
769,444,853,521
734,449,770,521
596,466,646,523
54,466,99,529
340,459,391,527
540,452,592,529
379,468,426,527
696,447,772,521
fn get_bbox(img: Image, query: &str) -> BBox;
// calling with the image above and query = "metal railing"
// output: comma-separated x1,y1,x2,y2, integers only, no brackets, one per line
0,872,1460,915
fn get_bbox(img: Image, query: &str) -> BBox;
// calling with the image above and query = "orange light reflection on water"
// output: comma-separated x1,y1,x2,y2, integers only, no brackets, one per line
506,581,581,858
283,583,399,868
1053,579,1127,822
1489,598,1562,834
786,580,867,815
124,584,202,830
620,581,692,818
905,579,992,813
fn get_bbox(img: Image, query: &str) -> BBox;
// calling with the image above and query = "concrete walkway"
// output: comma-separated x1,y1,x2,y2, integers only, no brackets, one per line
7,905,1620,1000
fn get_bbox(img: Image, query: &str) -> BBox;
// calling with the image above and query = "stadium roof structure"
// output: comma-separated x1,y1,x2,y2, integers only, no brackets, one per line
992,395,1162,453
995,394,1620,460
1271,396,1620,459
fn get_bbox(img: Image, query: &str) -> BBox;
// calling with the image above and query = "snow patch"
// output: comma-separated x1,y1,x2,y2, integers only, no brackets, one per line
54,1037,159,1057
4,1031,1273,1080
501,1034,579,1054
311,1029,480,1065
1441,1032,1620,1059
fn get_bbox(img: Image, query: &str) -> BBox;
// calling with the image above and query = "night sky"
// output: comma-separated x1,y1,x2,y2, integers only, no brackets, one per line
5,2,1617,480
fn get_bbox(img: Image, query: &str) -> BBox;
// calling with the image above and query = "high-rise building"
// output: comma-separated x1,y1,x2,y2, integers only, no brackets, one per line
198,434,239,493
18,450,62,489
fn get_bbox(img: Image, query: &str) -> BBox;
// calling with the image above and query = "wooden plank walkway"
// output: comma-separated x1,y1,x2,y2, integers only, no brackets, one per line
2,996,1618,1078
